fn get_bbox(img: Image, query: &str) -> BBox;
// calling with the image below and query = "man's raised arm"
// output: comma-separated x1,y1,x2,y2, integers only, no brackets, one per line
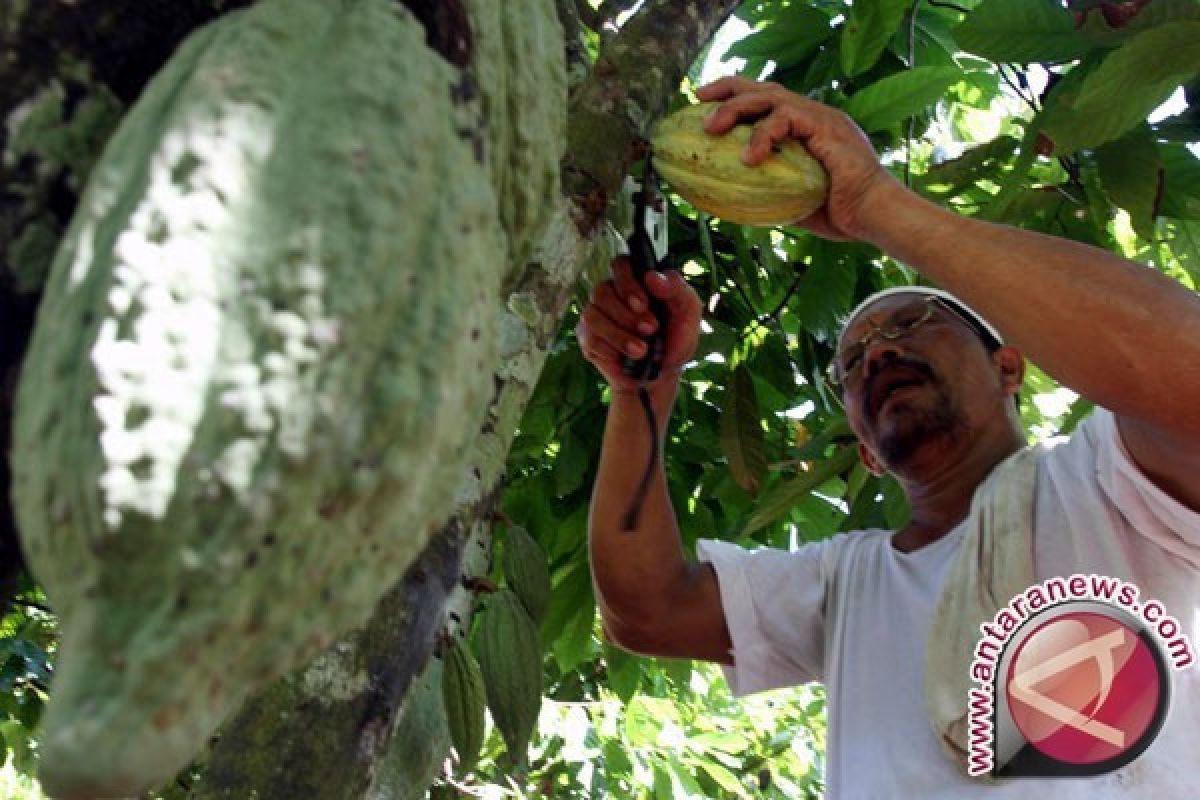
577,258,733,663
699,77,1200,510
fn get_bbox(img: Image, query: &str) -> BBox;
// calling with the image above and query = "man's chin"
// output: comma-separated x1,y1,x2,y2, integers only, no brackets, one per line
874,402,965,468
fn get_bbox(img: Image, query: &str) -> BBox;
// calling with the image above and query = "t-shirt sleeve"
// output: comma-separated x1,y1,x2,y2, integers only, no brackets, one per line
695,537,835,696
1080,408,1200,568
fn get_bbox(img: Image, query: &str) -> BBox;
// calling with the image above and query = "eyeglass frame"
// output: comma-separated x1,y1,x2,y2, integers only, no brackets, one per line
826,295,993,389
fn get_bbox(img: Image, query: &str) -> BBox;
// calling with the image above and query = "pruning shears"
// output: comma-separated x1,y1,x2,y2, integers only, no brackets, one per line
621,151,670,383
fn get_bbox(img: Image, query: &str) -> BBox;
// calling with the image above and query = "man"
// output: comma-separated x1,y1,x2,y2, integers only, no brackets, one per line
578,77,1200,797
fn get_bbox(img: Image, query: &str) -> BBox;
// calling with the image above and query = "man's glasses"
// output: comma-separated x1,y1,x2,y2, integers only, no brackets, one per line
827,296,951,389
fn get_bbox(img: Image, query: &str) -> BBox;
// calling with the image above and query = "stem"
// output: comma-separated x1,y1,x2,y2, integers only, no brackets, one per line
698,212,720,300
903,0,921,188
926,0,970,12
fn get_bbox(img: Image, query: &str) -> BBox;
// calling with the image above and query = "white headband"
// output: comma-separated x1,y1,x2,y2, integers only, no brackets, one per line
837,286,1004,352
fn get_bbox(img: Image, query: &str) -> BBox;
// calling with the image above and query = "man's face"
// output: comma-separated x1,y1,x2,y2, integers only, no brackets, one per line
836,294,1006,472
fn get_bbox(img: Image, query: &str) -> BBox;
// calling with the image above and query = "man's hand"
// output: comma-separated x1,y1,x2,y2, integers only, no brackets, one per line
697,76,900,242
576,257,702,392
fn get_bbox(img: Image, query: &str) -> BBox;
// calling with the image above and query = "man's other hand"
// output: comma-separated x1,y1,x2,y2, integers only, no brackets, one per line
576,257,702,392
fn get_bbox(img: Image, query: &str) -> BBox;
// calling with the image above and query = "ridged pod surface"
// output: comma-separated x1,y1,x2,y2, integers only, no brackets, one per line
502,525,550,625
652,101,830,227
11,1,504,795
464,0,567,278
441,639,487,775
475,589,542,762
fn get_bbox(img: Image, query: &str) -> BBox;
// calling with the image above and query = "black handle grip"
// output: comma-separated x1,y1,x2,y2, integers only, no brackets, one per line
621,226,669,382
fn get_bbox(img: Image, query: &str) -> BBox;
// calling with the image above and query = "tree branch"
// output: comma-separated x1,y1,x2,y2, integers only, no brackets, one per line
562,0,740,235
556,0,593,86
8,597,53,615
575,0,603,30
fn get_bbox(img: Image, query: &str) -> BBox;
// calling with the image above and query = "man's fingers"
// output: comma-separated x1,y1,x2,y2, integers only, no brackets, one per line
703,90,779,134
695,75,763,102
645,270,700,317
745,113,793,165
594,281,652,331
580,305,648,359
611,256,650,313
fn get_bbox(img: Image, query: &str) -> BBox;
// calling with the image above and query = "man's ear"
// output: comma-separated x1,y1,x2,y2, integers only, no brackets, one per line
993,345,1025,400
858,441,887,477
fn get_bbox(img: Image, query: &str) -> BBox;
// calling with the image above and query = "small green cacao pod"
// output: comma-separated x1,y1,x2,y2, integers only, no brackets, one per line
652,101,830,227
503,525,551,625
475,589,543,763
441,639,487,775
10,0,505,795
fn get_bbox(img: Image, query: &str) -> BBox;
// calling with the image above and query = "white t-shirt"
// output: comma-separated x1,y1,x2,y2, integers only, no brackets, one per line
698,410,1200,799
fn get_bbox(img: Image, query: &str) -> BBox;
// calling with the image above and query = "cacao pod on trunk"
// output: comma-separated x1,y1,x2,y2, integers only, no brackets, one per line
503,524,551,625
441,638,487,776
10,0,521,795
475,589,542,764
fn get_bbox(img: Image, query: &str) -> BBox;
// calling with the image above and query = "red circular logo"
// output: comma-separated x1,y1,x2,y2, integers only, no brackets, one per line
1005,611,1163,765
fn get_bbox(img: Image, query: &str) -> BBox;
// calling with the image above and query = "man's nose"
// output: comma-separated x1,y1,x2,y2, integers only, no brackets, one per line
862,338,904,380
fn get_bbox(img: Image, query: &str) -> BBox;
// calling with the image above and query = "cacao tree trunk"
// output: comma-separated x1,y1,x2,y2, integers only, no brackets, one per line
2,1,738,796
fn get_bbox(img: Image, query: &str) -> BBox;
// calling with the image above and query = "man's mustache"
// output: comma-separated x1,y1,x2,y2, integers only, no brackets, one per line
862,356,938,420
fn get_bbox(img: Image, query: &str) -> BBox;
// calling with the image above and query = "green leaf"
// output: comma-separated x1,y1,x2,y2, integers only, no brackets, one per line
695,759,748,795
626,699,667,748
791,242,858,339
918,134,1020,197
720,365,767,495
1043,22,1200,153
742,446,858,536
1153,106,1200,144
1057,395,1095,437
554,430,590,498
1080,0,1200,49
954,0,1091,63
1159,143,1200,219
843,66,963,133
603,643,642,703
1095,125,1163,240
728,6,834,68
840,0,911,76
1164,218,1200,285
553,602,595,674
542,560,591,646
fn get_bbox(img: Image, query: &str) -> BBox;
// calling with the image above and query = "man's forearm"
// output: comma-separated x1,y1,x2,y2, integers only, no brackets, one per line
859,181,1200,437
588,379,689,632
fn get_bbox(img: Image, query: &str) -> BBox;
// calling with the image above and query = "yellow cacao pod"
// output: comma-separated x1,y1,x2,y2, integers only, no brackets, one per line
652,101,830,227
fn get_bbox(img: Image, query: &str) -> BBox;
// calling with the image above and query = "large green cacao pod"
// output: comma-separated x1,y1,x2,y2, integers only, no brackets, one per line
475,589,543,763
11,1,506,796
652,101,830,227
465,0,567,279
